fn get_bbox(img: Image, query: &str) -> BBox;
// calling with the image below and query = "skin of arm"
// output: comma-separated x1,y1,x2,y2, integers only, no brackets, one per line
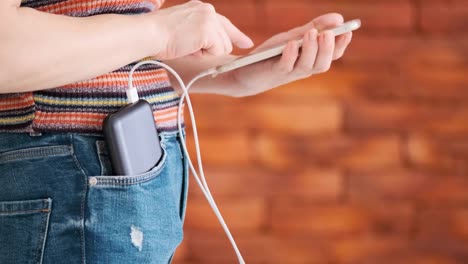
0,0,159,93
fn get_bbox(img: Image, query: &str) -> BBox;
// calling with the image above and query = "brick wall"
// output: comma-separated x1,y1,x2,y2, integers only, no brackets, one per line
166,0,468,263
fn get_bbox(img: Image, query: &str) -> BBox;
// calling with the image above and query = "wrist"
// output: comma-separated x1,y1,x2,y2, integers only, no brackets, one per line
140,12,168,57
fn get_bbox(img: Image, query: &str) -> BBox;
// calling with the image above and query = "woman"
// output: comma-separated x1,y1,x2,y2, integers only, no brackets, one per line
0,0,352,263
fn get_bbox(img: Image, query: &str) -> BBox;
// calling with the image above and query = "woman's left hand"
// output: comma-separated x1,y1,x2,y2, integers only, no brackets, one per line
226,13,353,97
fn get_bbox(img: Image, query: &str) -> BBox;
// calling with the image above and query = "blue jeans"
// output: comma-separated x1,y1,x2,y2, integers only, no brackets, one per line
0,131,188,264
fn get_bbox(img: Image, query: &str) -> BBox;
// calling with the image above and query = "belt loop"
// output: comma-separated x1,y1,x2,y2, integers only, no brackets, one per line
29,131,42,137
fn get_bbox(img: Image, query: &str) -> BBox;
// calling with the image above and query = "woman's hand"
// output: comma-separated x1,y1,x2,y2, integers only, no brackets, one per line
225,13,353,97
149,1,253,60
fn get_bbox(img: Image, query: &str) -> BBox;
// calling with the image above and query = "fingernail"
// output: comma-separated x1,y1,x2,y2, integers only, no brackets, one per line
247,38,254,48
239,38,254,49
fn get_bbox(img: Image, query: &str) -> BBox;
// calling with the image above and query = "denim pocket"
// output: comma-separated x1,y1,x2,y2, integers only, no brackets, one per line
85,135,185,264
0,198,52,264
90,136,168,186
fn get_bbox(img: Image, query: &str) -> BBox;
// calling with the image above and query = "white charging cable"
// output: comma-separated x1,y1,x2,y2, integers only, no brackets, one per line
128,60,245,264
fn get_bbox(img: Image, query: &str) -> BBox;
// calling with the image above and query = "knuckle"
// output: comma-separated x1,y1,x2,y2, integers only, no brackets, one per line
187,0,202,7
322,33,334,45
296,64,311,74
298,73,312,79
316,68,325,73
200,3,216,13
278,64,293,74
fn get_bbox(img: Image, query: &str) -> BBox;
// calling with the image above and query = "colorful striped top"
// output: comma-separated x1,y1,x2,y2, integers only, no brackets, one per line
0,0,183,135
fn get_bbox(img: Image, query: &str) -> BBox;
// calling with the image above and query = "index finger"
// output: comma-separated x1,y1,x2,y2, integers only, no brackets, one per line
273,13,345,44
311,13,344,31
217,14,254,49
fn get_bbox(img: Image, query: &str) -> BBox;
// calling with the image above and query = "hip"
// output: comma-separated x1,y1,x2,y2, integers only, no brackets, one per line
0,131,189,264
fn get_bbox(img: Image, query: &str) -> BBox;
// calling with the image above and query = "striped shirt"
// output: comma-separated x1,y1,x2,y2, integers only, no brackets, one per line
0,0,183,134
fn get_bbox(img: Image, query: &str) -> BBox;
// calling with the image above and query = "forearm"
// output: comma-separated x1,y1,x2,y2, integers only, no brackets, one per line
0,6,158,93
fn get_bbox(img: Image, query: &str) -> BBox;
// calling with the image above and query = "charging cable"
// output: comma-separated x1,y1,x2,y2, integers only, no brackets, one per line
127,61,245,264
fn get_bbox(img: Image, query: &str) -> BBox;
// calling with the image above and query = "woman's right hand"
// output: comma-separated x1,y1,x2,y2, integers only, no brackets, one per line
148,1,253,60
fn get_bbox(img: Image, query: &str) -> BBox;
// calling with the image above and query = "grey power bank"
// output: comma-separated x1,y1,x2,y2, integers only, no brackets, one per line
103,100,162,175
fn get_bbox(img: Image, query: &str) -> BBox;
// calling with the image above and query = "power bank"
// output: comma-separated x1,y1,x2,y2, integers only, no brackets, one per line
103,100,162,176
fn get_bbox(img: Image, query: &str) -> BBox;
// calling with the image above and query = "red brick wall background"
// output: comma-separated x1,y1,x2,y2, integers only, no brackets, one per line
167,0,468,263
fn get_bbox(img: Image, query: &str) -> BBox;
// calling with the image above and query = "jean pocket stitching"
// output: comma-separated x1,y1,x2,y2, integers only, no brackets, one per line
89,137,169,186
0,198,52,264
0,209,51,215
95,140,111,176
38,200,52,264
0,198,52,214
177,135,189,222
0,145,72,164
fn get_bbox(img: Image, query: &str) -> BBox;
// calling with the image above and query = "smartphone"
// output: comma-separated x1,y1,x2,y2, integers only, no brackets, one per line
214,19,361,74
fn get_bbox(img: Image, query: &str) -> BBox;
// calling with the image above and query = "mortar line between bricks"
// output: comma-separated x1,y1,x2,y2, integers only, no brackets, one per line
412,0,423,34
410,202,423,240
254,0,266,32
341,168,350,204
401,132,411,169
